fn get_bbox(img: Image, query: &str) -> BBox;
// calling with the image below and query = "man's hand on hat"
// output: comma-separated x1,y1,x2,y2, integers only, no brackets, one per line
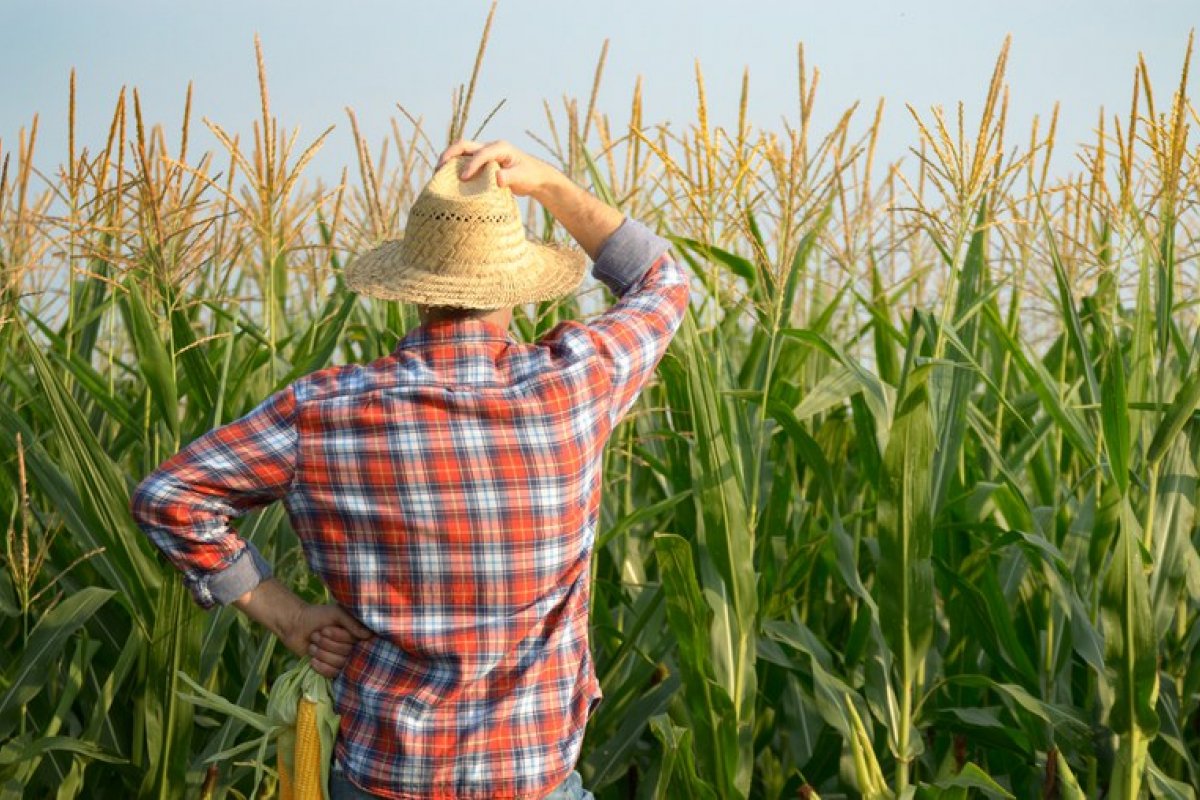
434,136,623,260
437,139,562,200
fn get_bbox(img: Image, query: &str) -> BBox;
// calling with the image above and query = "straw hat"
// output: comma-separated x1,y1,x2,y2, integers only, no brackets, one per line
344,156,587,309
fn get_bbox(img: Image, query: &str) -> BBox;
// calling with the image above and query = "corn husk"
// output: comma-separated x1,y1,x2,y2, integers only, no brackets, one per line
266,661,340,800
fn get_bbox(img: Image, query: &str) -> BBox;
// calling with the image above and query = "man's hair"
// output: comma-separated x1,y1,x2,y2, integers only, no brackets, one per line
420,305,507,322
428,306,501,317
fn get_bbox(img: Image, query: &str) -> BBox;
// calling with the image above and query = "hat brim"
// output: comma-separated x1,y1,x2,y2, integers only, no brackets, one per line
344,236,588,309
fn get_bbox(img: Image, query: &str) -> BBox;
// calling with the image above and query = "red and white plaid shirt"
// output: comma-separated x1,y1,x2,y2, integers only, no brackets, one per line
131,218,688,799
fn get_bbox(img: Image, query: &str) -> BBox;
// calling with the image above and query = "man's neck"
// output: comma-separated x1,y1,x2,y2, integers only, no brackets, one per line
418,305,514,330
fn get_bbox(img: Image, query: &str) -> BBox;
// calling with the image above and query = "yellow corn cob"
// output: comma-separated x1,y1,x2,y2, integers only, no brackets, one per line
291,695,324,800
277,750,294,800
267,661,338,800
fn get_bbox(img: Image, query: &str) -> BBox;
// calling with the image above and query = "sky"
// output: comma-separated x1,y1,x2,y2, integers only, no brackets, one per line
1,0,1196,187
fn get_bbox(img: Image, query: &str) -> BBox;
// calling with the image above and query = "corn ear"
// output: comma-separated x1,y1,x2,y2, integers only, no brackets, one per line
292,696,324,799
278,751,294,800
845,694,893,800
266,661,341,800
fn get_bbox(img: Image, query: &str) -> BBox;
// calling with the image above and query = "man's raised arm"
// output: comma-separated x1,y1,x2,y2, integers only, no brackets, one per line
445,139,690,428
130,386,371,677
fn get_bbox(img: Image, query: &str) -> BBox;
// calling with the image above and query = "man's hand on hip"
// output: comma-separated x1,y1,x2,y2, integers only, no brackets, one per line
233,577,374,679
283,603,375,679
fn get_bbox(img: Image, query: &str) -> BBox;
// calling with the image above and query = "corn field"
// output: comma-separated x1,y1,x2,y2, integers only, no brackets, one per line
1,23,1199,799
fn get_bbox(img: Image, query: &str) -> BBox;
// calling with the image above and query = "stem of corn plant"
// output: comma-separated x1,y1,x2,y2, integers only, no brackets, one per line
1142,465,1158,554
749,300,785,534
897,670,912,792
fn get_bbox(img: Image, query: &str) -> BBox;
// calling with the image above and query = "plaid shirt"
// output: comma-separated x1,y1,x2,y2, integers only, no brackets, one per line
131,218,688,800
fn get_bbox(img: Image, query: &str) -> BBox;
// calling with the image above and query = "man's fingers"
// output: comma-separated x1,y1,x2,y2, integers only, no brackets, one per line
309,655,340,679
310,633,354,656
310,646,348,670
318,625,354,643
332,608,374,639
439,139,479,160
460,141,514,181
437,139,481,169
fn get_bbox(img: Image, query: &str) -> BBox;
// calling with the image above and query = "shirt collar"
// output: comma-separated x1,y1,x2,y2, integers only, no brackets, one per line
397,316,516,350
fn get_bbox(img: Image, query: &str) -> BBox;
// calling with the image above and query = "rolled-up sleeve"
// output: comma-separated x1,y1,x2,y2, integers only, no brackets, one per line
130,386,297,609
584,217,690,427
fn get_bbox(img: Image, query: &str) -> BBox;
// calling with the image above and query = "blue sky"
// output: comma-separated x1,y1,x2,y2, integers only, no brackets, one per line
2,0,1195,185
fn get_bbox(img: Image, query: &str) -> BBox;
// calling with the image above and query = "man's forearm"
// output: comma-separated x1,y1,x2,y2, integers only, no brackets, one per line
533,174,624,260
232,577,305,639
233,578,374,676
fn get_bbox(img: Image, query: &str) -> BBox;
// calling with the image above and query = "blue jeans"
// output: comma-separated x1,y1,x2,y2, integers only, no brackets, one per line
328,757,595,799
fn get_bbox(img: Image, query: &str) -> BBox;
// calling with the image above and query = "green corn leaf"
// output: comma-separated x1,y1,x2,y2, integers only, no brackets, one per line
0,354,161,623
166,290,219,423
982,302,1097,462
774,203,832,333
667,312,758,796
25,341,162,581
596,490,692,550
0,587,115,738
1100,499,1160,800
119,277,180,443
779,326,893,449
791,366,860,423
282,289,357,387
868,249,901,388
1055,748,1089,800
654,532,741,798
1148,423,1197,640
82,631,142,751
1145,754,1198,800
876,359,936,747
579,144,618,209
139,579,204,800
23,312,140,433
1147,369,1200,467
0,734,129,767
175,671,271,733
1039,197,1101,409
670,235,757,285
194,631,277,775
1101,333,1132,494
935,559,1038,687
919,762,1014,799
648,714,720,800
930,197,988,514
581,675,678,790
65,250,115,363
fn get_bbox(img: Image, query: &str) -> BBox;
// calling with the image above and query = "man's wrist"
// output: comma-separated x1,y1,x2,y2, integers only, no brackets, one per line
233,577,307,640
531,170,576,208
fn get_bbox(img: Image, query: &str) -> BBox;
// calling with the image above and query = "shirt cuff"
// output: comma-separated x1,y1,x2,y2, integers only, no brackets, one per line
591,217,670,297
207,540,273,606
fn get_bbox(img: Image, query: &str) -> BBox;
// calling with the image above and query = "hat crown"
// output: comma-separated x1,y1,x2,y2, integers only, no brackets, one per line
401,157,526,276
343,156,587,310
424,156,499,199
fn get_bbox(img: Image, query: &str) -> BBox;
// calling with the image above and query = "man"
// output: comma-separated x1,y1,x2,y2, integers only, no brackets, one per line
131,139,689,799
